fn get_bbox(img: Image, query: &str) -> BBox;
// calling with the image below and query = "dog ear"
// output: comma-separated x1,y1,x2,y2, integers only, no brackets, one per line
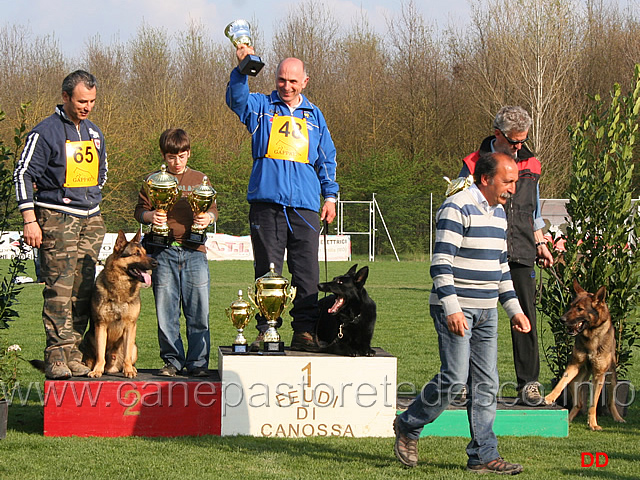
573,279,586,294
354,266,369,288
132,229,141,244
347,264,358,276
114,230,128,252
594,285,607,304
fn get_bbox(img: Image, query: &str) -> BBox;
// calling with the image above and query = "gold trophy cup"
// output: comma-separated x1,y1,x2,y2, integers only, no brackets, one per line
226,290,255,354
248,263,296,353
443,175,474,197
144,164,180,247
187,176,217,245
225,19,265,76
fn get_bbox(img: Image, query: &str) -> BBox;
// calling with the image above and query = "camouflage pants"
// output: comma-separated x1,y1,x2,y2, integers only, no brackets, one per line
36,208,105,364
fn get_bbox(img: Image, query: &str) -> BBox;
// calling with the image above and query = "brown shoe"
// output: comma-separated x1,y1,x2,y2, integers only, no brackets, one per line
518,382,547,407
45,361,72,380
67,359,91,376
393,416,418,467
290,332,325,353
467,457,523,475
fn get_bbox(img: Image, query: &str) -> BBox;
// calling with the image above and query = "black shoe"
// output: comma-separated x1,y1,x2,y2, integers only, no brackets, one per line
290,331,325,353
250,332,265,352
189,367,209,377
158,363,180,377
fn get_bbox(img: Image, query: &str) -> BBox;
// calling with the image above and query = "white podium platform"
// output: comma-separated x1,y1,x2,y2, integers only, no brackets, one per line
219,347,397,437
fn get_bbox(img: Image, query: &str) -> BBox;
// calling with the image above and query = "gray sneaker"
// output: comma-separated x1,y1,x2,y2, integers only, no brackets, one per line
45,361,72,380
519,382,547,406
393,416,418,467
67,359,91,377
158,363,180,377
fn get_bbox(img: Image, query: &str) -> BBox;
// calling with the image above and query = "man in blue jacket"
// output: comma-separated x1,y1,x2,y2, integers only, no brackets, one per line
14,70,107,379
226,44,339,352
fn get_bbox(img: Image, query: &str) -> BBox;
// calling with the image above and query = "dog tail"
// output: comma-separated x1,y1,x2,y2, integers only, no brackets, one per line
29,359,46,372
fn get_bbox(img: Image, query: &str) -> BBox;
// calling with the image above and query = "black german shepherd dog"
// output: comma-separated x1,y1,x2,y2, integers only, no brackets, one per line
317,264,376,356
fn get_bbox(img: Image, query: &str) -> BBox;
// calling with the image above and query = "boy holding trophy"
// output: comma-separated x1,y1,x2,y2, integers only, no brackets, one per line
134,128,218,377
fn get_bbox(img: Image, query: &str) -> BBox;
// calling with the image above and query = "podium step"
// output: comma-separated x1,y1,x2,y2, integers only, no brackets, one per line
397,396,568,437
44,369,221,437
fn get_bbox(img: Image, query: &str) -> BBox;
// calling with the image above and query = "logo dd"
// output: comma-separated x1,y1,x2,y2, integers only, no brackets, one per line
581,452,609,467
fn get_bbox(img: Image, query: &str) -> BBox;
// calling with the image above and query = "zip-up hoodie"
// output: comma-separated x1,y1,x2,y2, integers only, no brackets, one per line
226,67,338,212
13,105,107,217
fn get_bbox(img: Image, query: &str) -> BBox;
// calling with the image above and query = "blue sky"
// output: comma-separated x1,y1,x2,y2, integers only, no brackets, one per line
1,0,473,58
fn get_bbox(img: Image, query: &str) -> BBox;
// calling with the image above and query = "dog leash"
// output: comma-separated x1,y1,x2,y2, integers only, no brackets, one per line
536,262,570,304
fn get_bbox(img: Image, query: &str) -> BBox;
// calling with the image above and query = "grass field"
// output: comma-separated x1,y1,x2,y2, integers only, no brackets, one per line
0,257,638,479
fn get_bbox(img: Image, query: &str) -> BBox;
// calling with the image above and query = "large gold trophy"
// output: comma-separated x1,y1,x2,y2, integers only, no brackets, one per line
187,176,217,245
226,290,255,353
248,263,296,353
144,164,179,247
225,19,264,76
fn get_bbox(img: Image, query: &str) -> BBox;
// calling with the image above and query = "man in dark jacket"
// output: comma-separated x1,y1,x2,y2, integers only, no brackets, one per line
459,106,553,405
14,70,107,379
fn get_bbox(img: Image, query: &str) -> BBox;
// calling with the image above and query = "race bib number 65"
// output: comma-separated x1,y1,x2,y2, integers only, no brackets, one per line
64,140,99,187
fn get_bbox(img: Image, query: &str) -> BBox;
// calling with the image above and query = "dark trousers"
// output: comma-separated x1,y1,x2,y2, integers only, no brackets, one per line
509,262,540,390
249,203,320,334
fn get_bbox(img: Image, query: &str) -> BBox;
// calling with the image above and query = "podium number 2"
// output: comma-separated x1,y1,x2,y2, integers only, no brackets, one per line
122,389,141,416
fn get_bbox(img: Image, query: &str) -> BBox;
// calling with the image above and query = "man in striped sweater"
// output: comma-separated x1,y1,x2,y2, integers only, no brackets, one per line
393,152,530,475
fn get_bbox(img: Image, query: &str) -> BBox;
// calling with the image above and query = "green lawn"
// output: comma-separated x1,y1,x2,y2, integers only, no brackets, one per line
0,257,638,479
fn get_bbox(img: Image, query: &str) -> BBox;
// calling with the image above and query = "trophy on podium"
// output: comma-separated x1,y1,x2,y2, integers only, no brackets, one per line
248,263,296,353
187,176,217,245
226,290,255,353
144,165,179,247
225,19,265,76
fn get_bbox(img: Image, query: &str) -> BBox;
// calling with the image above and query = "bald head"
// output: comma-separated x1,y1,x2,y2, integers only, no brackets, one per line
275,57,309,107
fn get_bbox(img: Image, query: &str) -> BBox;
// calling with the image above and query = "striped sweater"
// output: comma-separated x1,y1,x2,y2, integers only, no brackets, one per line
429,186,523,318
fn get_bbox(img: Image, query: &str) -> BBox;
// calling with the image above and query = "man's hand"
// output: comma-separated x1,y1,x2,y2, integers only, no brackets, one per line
152,211,167,226
236,44,254,65
447,312,468,337
22,222,42,248
320,201,336,224
536,243,554,268
511,313,531,333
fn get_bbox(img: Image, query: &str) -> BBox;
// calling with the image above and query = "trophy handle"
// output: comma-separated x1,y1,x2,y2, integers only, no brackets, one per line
285,285,297,309
247,286,258,310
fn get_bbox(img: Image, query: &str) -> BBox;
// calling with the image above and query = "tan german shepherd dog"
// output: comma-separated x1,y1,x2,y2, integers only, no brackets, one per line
80,230,157,378
544,280,626,430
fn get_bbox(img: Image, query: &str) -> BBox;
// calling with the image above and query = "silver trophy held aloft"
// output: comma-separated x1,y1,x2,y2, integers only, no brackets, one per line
225,19,264,76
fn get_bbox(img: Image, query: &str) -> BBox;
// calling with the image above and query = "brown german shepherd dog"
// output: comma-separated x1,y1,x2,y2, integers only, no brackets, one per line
544,280,626,430
80,230,157,378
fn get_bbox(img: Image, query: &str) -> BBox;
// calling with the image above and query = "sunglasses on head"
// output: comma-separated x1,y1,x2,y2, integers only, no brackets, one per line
499,129,528,146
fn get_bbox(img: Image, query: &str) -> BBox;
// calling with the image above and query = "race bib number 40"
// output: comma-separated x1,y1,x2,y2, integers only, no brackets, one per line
266,116,309,163
64,140,99,187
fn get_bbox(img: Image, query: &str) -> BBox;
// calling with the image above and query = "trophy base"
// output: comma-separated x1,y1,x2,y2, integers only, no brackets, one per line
239,54,264,76
263,341,285,354
231,343,249,354
187,231,207,245
147,233,170,248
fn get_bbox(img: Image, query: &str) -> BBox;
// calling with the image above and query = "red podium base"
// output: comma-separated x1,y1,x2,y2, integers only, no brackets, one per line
44,369,221,437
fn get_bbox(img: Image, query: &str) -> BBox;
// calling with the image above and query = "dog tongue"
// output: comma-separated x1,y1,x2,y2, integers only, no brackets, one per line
141,271,152,287
329,297,344,314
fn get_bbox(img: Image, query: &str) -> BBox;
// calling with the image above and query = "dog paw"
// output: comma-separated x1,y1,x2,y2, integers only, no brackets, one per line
589,424,603,431
123,367,137,378
88,370,103,378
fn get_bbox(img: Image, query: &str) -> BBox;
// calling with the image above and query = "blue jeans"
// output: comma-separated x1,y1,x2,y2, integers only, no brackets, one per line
152,246,210,371
397,304,500,466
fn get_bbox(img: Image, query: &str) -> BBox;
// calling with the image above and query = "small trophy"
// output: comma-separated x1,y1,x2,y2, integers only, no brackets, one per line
248,263,296,353
444,175,474,197
226,290,255,353
225,19,265,76
144,165,179,247
187,176,217,245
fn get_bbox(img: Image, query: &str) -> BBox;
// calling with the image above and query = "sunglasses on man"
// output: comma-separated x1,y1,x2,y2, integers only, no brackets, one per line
499,129,529,146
